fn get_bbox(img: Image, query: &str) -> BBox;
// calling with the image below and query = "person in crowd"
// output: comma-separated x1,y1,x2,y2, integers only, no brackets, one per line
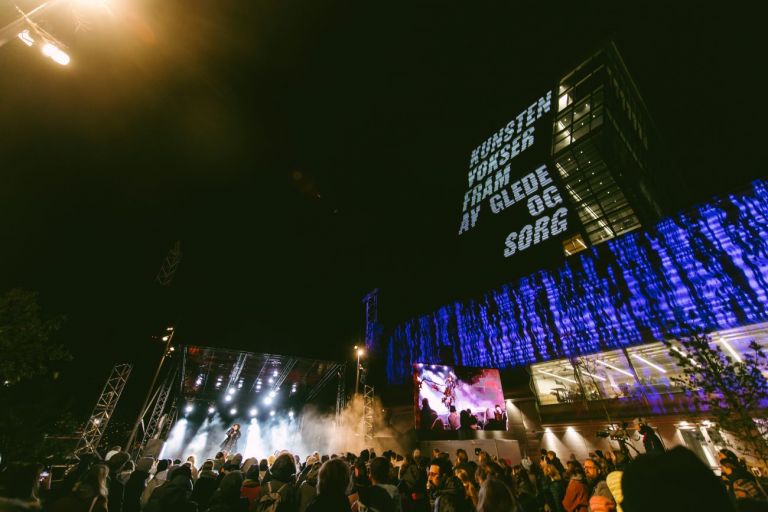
123,457,153,512
447,406,460,431
241,465,262,509
458,410,470,432
118,462,134,485
143,464,197,512
561,461,588,512
256,452,299,512
0,462,42,511
453,450,476,484
582,458,615,512
190,460,219,511
622,446,735,512
427,457,465,512
47,454,101,505
105,447,122,462
541,463,566,512
454,468,478,509
721,458,768,509
258,459,270,483
49,464,109,512
511,465,538,512
106,451,130,512
206,470,248,512
546,451,566,475
353,458,372,495
304,459,351,512
636,419,664,455
297,456,320,512
372,457,402,511
400,452,428,512
241,457,258,476
356,457,396,512
141,459,170,508
477,477,519,512
466,410,479,430
214,453,227,473
429,411,445,431
184,456,199,481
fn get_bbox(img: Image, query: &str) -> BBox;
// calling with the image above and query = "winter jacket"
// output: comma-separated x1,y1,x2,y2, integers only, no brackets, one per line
47,494,107,512
0,497,41,511
358,485,395,512
143,474,197,512
140,472,168,508
542,478,566,512
378,484,402,512
304,493,351,512
562,477,589,512
189,471,219,511
258,479,300,512
122,469,150,512
107,472,125,512
431,475,466,512
240,479,261,509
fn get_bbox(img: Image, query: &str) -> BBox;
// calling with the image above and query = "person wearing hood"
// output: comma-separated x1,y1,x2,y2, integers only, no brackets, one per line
123,457,154,512
428,457,466,512
190,460,219,511
143,465,197,512
305,459,351,512
48,464,109,512
206,471,248,512
0,462,42,512
240,466,262,509
106,451,130,512
361,457,401,512
140,459,171,508
298,457,320,512
257,453,299,512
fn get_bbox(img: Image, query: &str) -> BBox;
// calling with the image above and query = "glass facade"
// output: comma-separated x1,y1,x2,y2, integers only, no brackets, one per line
552,43,659,253
531,322,768,408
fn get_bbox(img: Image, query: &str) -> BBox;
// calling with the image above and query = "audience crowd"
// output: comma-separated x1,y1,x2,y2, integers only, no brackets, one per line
1,442,767,512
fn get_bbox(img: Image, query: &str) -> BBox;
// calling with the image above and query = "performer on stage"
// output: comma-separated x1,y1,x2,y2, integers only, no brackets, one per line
220,423,241,453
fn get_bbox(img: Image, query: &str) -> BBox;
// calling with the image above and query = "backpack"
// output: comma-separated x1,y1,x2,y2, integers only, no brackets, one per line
255,480,290,512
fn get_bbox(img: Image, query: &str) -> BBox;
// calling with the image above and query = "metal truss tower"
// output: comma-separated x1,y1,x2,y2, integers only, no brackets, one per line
335,364,346,426
132,363,179,459
74,363,132,456
156,241,182,287
363,385,375,441
362,289,379,352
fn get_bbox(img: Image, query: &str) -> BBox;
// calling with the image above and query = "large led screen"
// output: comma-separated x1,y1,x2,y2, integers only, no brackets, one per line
414,363,506,431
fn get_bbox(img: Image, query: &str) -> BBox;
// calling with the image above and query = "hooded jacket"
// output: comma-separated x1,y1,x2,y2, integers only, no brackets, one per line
122,469,150,512
143,474,197,512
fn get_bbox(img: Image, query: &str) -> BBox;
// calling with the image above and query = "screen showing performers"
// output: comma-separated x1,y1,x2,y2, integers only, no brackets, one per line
414,364,506,432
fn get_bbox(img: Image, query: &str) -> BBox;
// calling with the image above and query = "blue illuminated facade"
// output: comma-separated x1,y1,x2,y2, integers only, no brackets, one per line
385,181,768,384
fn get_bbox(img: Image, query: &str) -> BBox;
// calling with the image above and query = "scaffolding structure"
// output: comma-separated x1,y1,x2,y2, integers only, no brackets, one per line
362,288,379,352
74,363,132,456
363,384,375,441
132,363,179,459
335,364,346,426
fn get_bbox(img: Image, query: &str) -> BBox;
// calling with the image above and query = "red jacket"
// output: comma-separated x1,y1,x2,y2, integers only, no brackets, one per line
562,477,589,512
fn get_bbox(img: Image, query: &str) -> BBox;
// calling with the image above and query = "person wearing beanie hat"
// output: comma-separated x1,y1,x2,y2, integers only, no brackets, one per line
259,453,299,511
140,459,170,508
123,458,154,512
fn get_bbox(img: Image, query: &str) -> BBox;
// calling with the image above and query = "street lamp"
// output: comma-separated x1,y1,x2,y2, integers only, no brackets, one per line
354,345,365,395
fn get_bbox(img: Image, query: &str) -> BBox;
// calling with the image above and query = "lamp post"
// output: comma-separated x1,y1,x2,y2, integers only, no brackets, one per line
125,326,175,454
354,345,365,395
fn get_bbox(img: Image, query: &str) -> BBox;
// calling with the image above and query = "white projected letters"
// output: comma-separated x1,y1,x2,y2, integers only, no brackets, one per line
457,89,570,258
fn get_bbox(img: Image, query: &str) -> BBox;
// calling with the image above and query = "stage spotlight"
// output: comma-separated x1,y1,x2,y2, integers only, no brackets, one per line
208,406,216,414
273,370,278,377
269,410,275,417
268,377,274,384
249,408,258,417
269,390,276,398
264,396,273,405
224,395,232,402
227,388,235,395
288,410,294,418
229,408,237,415
185,404,194,413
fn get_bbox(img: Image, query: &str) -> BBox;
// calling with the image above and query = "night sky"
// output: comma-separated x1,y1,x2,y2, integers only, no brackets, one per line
0,1,761,416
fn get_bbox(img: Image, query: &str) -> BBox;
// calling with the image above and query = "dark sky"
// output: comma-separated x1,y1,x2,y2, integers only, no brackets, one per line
0,1,762,413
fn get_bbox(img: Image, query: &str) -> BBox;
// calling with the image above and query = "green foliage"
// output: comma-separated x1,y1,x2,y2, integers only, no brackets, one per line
0,289,68,384
666,334,768,467
0,289,72,462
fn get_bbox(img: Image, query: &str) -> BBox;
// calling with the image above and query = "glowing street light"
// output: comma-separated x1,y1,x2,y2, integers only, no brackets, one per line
41,42,69,66
354,345,366,395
